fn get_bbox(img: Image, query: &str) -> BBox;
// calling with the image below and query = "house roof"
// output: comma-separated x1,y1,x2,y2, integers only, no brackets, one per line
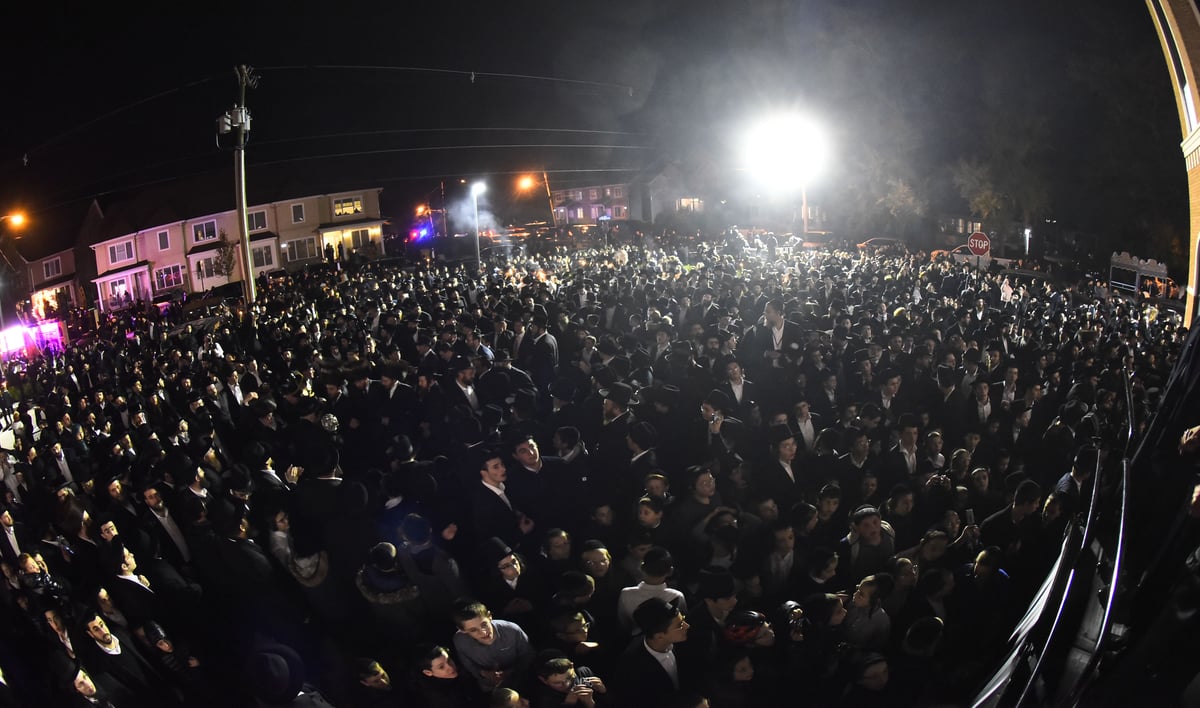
92,260,150,282
187,240,226,255
316,216,386,231
84,167,383,246
13,167,383,268
33,271,78,290
250,230,279,242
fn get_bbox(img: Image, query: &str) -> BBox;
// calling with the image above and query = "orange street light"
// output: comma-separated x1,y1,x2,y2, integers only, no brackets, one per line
1,213,25,229
416,205,427,216
516,175,536,191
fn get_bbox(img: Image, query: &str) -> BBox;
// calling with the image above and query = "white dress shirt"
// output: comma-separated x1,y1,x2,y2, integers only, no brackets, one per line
644,641,679,688
482,481,513,510
4,527,20,558
457,381,480,412
151,507,191,563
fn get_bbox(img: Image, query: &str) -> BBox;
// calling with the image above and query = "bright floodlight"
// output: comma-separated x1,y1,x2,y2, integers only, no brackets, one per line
517,175,536,191
470,182,487,197
742,113,829,193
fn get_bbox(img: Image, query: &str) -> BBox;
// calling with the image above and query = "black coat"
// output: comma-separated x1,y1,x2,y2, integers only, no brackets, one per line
612,638,684,708
530,333,560,391
756,460,806,512
107,575,165,631
469,481,524,550
0,522,30,568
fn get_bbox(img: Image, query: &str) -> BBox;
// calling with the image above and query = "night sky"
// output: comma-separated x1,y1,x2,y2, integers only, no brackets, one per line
0,0,1187,261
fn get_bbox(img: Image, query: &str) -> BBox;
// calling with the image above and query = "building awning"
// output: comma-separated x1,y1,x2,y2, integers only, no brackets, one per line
250,230,279,243
187,240,226,255
92,261,150,283
33,272,77,290
317,217,386,232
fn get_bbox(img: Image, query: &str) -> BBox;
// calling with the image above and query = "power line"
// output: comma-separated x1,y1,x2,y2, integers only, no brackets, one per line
21,74,223,158
36,141,654,203
258,64,636,97
7,64,637,171
30,166,646,216
249,143,652,169
253,126,645,148
52,128,647,191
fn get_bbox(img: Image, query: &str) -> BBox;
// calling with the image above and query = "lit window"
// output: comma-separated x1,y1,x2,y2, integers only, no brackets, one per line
291,204,305,223
109,278,129,301
349,229,370,249
283,238,317,262
333,197,363,216
248,211,267,231
154,264,184,290
194,258,217,280
192,221,218,243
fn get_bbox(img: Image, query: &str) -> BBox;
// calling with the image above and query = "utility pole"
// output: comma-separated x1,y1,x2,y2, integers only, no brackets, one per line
543,170,557,227
217,65,259,305
440,180,448,239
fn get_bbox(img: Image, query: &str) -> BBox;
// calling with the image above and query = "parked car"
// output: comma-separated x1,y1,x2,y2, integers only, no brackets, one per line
180,281,243,316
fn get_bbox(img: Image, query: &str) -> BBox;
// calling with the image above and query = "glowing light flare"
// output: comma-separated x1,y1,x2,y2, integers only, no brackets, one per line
740,113,830,193
0,320,68,360
416,205,427,216
0,328,25,353
470,182,487,198
4,213,25,228
516,175,536,191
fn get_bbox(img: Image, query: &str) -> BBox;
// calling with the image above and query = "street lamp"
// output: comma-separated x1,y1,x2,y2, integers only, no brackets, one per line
516,172,558,227
471,182,487,269
741,113,829,233
0,213,29,331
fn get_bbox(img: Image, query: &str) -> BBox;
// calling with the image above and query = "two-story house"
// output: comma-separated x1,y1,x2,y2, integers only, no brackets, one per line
26,247,80,320
551,183,632,225
276,188,386,267
548,164,707,226
87,183,385,311
7,202,94,322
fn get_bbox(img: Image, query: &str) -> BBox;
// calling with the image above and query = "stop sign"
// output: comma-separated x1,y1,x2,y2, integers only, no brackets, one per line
967,231,991,256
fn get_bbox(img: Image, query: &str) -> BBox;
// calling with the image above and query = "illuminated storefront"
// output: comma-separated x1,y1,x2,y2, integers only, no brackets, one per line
0,321,69,361
29,283,75,320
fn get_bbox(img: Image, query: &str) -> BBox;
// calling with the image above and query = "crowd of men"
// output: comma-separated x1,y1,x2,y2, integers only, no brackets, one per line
0,230,1185,707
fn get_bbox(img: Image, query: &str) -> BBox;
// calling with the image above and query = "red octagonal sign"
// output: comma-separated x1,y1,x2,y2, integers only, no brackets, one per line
967,231,991,256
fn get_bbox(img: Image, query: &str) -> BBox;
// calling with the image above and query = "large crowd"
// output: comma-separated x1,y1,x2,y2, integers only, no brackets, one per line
0,230,1186,707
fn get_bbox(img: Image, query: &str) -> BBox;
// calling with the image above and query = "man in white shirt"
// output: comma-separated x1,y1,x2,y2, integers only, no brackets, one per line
617,547,687,634
793,400,818,450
